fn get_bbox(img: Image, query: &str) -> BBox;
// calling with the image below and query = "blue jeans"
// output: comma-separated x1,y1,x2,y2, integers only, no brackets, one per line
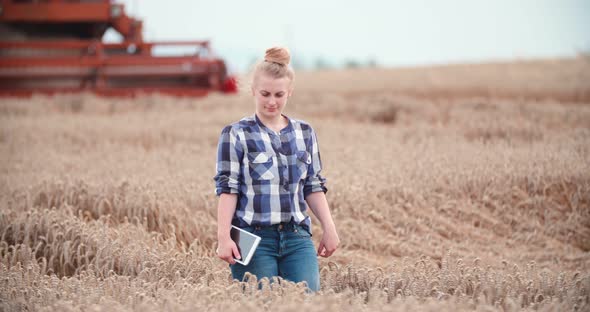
230,222,320,292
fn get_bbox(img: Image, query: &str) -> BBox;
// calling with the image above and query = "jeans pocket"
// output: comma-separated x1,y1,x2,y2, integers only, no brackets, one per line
294,225,312,238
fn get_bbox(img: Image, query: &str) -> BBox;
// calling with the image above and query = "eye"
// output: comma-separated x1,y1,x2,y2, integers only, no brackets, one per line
275,92,285,98
260,91,270,97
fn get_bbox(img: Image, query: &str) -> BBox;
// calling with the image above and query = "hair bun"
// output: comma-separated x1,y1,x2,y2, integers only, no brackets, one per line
264,47,290,66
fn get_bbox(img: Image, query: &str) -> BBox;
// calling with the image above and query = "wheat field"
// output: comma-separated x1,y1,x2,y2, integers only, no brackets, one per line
1,57,589,311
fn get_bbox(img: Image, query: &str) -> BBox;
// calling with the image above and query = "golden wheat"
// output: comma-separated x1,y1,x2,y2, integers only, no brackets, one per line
0,58,589,311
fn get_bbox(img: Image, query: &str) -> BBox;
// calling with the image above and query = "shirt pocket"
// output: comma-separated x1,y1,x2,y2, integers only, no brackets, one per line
294,150,311,181
246,151,276,180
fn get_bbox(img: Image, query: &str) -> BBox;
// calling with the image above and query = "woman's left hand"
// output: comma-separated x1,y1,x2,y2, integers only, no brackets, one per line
317,227,340,257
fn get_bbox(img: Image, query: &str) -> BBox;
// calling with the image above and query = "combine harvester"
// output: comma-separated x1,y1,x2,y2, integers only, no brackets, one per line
0,0,237,97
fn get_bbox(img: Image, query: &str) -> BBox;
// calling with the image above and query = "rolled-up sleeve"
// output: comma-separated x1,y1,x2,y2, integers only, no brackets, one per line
214,126,243,196
304,128,328,198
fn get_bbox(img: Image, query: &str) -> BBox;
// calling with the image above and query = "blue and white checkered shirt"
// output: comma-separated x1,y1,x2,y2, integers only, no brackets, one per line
214,114,327,233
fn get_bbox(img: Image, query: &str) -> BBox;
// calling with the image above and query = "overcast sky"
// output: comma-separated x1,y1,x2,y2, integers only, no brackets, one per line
104,0,590,73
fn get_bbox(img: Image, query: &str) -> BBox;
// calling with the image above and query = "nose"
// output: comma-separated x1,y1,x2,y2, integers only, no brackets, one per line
268,97,276,105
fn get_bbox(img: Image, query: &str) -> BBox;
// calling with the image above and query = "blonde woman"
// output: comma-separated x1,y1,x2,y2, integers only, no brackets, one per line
214,47,339,292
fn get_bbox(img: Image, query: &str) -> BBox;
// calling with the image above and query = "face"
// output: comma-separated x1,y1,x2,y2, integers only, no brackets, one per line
251,73,293,120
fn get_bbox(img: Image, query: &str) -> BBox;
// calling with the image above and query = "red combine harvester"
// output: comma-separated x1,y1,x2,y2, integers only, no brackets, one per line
0,0,238,97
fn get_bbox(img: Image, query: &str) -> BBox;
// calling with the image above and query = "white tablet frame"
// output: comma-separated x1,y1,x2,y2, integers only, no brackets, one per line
231,225,261,266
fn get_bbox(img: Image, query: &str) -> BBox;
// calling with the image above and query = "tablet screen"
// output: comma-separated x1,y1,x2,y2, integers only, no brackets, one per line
230,226,261,265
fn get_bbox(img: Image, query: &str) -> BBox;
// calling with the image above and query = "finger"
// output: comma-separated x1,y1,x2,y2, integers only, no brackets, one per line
324,249,335,257
223,255,235,265
232,245,241,260
317,242,325,256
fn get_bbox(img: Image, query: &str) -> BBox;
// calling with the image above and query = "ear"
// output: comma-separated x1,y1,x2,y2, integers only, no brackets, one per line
288,88,294,97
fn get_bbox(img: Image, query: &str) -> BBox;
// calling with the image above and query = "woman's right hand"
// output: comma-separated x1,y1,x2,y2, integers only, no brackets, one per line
217,237,241,264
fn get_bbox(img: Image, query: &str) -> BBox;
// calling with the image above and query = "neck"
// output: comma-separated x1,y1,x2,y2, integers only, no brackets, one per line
257,113,287,130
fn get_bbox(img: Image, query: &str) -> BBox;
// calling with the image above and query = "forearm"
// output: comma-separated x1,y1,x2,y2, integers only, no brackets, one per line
305,192,336,232
217,193,238,240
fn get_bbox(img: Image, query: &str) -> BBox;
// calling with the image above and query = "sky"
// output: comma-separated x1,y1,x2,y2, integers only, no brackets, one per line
104,0,590,73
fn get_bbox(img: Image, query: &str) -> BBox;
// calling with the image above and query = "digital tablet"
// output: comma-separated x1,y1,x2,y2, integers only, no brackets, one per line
230,225,261,266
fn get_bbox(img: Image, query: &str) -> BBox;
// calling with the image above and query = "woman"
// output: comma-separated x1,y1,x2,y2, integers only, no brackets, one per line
214,47,339,292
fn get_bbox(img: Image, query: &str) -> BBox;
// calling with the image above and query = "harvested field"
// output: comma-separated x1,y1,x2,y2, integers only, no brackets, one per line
1,57,589,311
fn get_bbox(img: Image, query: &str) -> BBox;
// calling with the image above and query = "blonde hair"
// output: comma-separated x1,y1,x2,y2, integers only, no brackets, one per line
251,47,295,87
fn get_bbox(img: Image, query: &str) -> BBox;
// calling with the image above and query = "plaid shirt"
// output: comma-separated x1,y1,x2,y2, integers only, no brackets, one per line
214,114,327,233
